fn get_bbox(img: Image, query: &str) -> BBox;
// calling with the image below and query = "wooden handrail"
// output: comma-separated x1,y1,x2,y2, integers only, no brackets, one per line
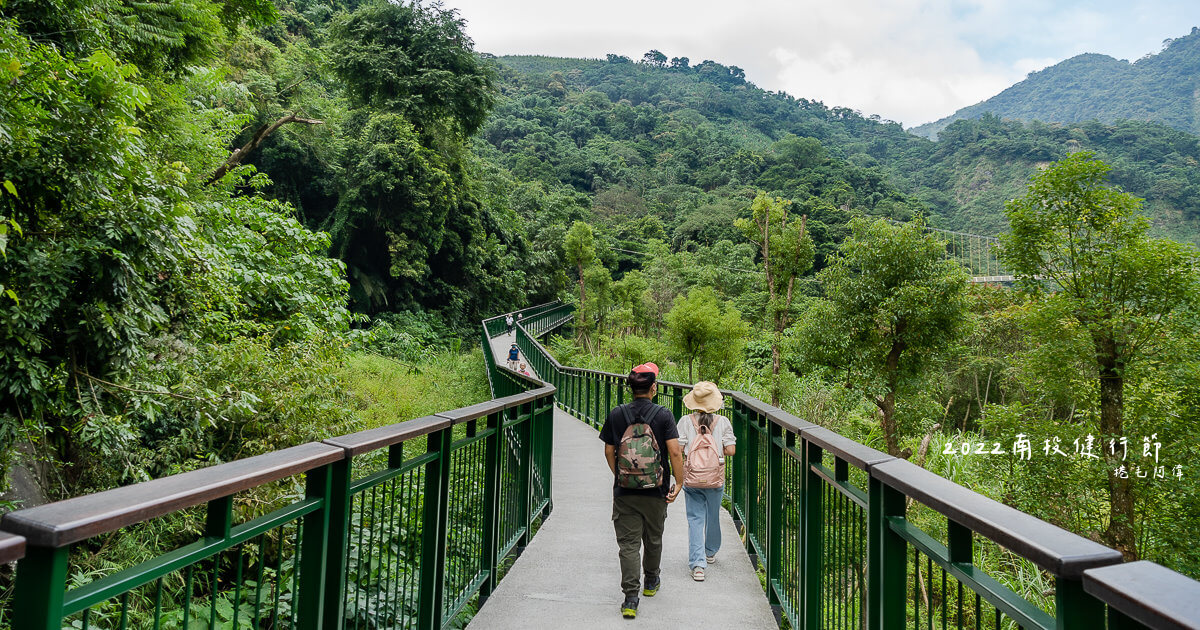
872,458,1124,577
0,531,24,564
1084,561,1200,630
2,442,343,548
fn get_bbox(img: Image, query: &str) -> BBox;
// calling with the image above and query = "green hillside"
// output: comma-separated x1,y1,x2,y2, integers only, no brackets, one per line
911,27,1200,140
482,54,1200,241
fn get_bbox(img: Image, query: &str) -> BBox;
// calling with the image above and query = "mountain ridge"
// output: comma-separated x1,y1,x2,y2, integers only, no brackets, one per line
910,27,1200,139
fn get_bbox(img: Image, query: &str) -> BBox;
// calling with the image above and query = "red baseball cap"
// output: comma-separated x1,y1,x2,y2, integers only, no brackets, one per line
631,362,659,376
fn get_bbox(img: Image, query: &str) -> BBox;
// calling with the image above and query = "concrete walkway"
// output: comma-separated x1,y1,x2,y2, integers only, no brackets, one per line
469,332,778,629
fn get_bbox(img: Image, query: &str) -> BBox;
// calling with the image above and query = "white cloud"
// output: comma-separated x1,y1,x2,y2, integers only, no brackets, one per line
440,0,1200,126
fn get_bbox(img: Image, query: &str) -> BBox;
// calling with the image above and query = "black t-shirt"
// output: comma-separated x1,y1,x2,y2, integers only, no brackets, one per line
599,397,679,498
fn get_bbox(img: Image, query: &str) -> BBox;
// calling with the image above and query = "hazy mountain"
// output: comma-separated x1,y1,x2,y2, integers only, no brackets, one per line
910,27,1200,139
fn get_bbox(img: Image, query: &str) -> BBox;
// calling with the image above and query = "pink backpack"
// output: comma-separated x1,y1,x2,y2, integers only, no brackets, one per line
684,414,724,488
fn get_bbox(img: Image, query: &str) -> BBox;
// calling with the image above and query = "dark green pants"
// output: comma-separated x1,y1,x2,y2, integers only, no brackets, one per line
612,494,668,598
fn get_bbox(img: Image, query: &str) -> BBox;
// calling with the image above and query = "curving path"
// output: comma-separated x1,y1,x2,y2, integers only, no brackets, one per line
470,332,778,629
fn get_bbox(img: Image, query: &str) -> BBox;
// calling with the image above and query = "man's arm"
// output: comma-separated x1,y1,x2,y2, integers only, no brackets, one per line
665,438,684,503
604,444,617,476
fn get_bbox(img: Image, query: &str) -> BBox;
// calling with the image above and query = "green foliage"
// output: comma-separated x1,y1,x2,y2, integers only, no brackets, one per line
999,152,1200,557
328,0,494,138
0,1,357,502
798,217,969,455
664,286,748,383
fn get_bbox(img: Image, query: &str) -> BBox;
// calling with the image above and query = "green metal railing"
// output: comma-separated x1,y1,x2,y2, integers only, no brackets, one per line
3,300,1197,630
515,321,1200,630
0,306,569,630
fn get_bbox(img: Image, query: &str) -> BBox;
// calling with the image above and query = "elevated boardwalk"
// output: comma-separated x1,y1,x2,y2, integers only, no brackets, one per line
472,332,777,628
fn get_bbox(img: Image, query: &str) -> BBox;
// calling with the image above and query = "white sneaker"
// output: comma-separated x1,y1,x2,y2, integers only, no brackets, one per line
692,567,705,582
706,554,716,564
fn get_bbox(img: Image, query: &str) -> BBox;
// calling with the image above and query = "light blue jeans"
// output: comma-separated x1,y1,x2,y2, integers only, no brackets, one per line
684,486,724,569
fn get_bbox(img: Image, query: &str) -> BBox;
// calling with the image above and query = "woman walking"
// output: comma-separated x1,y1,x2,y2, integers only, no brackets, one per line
677,381,736,582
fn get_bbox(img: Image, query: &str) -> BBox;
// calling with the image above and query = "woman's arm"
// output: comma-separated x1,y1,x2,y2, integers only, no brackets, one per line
721,416,736,455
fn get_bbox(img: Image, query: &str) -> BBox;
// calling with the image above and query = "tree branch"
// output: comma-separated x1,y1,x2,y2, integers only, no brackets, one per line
205,113,324,186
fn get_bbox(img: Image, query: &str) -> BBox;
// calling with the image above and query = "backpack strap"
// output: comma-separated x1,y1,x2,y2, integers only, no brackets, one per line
619,403,636,425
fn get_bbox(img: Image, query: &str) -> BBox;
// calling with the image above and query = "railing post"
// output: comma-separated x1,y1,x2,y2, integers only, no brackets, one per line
767,421,784,612
481,410,503,599
517,404,534,547
539,395,555,517
744,412,761,563
1055,576,1105,630
298,463,332,630
803,441,823,630
418,427,452,630
322,456,352,630
604,377,611,421
585,374,592,424
9,545,69,630
728,401,744,525
877,480,906,630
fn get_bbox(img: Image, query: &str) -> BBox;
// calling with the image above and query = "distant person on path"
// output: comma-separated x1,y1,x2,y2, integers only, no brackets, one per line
505,312,514,333
599,362,684,619
507,343,520,370
676,381,736,582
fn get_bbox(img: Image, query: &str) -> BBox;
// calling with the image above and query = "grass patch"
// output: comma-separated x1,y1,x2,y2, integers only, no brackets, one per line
340,348,491,430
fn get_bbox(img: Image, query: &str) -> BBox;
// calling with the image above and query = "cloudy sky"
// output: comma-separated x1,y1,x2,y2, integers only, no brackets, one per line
438,0,1200,127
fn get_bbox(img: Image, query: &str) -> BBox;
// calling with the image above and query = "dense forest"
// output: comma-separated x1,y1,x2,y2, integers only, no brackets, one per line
1,0,1199,616
483,51,1200,239
912,27,1200,139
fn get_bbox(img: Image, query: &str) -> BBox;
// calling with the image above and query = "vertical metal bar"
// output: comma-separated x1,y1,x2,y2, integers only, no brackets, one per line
297,462,332,630
517,404,534,546
605,378,612,424
878,481,907,630
541,395,555,516
418,427,452,630
745,412,761,558
767,421,784,610
835,459,848,630
11,545,71,630
185,562,197,629
153,577,164,630
481,410,503,599
731,402,746,523
803,441,823,629
232,544,244,630
252,534,266,628
119,591,129,630
322,456,352,630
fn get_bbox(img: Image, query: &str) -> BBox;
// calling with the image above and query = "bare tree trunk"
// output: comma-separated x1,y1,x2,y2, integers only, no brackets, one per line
876,336,906,457
206,113,323,185
1097,336,1137,560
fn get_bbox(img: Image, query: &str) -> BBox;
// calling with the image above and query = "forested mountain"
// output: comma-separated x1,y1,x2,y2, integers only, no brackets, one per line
3,0,1200,594
478,53,1200,240
911,27,1200,140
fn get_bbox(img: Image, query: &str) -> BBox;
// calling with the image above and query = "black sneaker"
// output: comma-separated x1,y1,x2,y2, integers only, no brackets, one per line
621,597,639,619
642,576,660,597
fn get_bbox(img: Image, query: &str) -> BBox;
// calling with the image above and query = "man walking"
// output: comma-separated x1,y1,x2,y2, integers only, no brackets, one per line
599,362,684,619
505,312,515,333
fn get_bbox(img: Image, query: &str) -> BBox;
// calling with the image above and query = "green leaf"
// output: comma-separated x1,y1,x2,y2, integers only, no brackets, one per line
2,180,16,198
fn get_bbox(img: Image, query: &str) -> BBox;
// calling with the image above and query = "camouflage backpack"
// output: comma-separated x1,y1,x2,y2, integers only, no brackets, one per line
616,404,664,489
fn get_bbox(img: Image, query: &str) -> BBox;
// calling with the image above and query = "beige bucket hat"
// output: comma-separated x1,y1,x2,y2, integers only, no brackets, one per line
683,381,723,413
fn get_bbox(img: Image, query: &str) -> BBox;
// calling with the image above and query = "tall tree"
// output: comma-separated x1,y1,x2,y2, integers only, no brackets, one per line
999,152,1199,559
564,221,596,341
736,192,814,405
664,287,747,383
799,217,968,457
